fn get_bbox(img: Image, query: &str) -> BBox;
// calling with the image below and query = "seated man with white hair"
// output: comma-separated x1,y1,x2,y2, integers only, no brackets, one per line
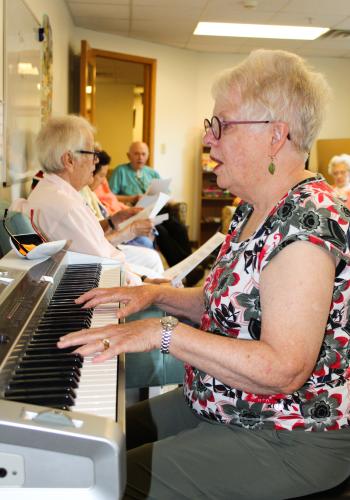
10,115,164,283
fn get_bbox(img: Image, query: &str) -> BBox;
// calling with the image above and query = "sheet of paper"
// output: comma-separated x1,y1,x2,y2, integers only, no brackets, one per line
152,213,169,226
136,194,158,209
118,192,170,230
145,178,171,196
163,232,226,284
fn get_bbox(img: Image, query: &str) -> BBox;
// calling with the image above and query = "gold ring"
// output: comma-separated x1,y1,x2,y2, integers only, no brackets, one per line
102,338,110,351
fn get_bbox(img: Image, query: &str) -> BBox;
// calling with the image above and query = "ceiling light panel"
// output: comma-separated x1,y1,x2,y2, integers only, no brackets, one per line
194,22,329,40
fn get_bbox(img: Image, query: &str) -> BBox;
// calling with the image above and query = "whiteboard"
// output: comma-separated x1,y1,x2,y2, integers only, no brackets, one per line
1,0,41,187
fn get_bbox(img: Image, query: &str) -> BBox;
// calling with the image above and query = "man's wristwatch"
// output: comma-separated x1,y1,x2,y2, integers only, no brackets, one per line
160,316,178,354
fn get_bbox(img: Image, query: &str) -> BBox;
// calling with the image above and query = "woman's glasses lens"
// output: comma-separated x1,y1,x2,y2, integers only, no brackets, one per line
204,118,211,136
211,116,221,140
204,117,221,140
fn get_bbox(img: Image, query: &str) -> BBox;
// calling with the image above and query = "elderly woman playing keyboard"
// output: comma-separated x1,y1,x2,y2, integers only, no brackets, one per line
59,50,350,499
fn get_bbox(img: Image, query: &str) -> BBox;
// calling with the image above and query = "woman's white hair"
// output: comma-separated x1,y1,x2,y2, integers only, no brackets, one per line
36,115,95,174
212,49,332,154
328,154,350,175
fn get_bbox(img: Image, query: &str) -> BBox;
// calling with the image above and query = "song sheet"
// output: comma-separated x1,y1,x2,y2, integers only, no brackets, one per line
118,192,170,230
163,232,226,285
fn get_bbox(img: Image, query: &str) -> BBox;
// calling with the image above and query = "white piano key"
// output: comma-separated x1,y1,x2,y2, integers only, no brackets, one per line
73,265,121,419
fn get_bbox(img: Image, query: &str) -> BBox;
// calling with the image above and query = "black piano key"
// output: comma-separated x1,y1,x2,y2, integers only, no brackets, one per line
7,376,79,390
37,318,91,326
25,346,78,355
41,313,91,321
12,370,80,383
14,366,81,377
43,304,91,311
27,340,76,348
4,393,75,409
5,386,76,398
28,339,69,345
20,353,83,363
18,358,82,369
33,329,83,337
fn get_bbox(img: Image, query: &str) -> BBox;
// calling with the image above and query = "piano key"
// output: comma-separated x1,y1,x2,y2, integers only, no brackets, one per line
14,366,81,378
12,371,80,383
18,358,82,369
25,346,78,355
20,353,83,362
4,386,76,399
4,393,75,409
7,376,79,390
73,267,120,419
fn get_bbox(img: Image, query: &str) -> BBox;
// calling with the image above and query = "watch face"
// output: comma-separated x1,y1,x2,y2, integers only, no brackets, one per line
161,316,178,328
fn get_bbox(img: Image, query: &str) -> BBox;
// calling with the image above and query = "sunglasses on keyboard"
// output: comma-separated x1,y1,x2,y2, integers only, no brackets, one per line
2,209,46,256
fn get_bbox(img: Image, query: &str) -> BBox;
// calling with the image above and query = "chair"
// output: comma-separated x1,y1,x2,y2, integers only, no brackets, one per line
124,305,184,390
221,205,237,234
167,201,188,227
0,202,34,257
292,476,350,499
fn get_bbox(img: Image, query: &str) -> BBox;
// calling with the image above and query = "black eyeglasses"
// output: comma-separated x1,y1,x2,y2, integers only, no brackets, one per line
204,115,291,141
75,150,100,162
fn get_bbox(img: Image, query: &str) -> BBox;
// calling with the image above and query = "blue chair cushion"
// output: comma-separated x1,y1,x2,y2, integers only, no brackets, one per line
125,306,185,389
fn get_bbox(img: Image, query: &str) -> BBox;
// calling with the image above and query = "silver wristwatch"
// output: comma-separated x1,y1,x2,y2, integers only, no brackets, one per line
160,316,179,354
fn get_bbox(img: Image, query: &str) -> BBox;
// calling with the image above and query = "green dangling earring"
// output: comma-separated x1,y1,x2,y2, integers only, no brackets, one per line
268,156,276,175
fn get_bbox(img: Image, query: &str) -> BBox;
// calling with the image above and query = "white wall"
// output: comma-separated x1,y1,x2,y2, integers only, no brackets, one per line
23,0,74,115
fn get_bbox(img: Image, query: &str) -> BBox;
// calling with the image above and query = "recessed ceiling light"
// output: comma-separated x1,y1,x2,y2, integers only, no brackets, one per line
194,22,329,40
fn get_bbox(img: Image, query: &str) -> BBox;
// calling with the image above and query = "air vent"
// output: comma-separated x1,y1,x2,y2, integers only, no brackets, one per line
319,29,350,39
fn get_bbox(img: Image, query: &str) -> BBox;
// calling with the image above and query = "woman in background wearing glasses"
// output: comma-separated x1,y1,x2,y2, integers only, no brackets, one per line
59,50,350,499
328,154,350,209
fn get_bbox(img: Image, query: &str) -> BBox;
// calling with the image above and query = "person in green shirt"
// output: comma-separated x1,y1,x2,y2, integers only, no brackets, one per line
109,142,160,204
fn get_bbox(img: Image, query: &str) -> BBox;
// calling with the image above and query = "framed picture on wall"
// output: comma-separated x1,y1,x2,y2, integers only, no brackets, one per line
1,0,42,194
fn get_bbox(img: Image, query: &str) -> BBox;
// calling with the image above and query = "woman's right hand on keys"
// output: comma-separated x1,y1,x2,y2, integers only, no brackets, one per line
75,285,159,320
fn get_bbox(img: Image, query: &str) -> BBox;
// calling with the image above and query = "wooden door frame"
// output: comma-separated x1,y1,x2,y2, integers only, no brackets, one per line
80,42,157,166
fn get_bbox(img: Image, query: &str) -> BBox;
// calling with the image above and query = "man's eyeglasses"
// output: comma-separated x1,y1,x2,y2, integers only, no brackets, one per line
75,150,100,162
204,115,291,141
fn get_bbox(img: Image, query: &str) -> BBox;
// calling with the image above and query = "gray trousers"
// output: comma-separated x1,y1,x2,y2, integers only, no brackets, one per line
124,388,350,500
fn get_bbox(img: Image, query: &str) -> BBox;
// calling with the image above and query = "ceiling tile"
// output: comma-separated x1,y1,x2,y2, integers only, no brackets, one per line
198,10,276,23
132,5,201,21
131,19,196,36
332,16,350,30
132,0,206,6
268,12,348,28
130,30,188,44
74,17,129,33
242,38,304,49
296,46,350,58
200,0,289,17
69,3,129,18
67,0,129,4
282,0,350,16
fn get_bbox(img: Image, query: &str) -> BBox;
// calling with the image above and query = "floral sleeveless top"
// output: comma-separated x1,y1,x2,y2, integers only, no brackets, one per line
184,177,350,431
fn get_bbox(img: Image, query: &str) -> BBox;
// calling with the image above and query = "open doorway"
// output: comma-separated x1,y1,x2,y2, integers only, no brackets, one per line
79,41,156,167
95,57,145,170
